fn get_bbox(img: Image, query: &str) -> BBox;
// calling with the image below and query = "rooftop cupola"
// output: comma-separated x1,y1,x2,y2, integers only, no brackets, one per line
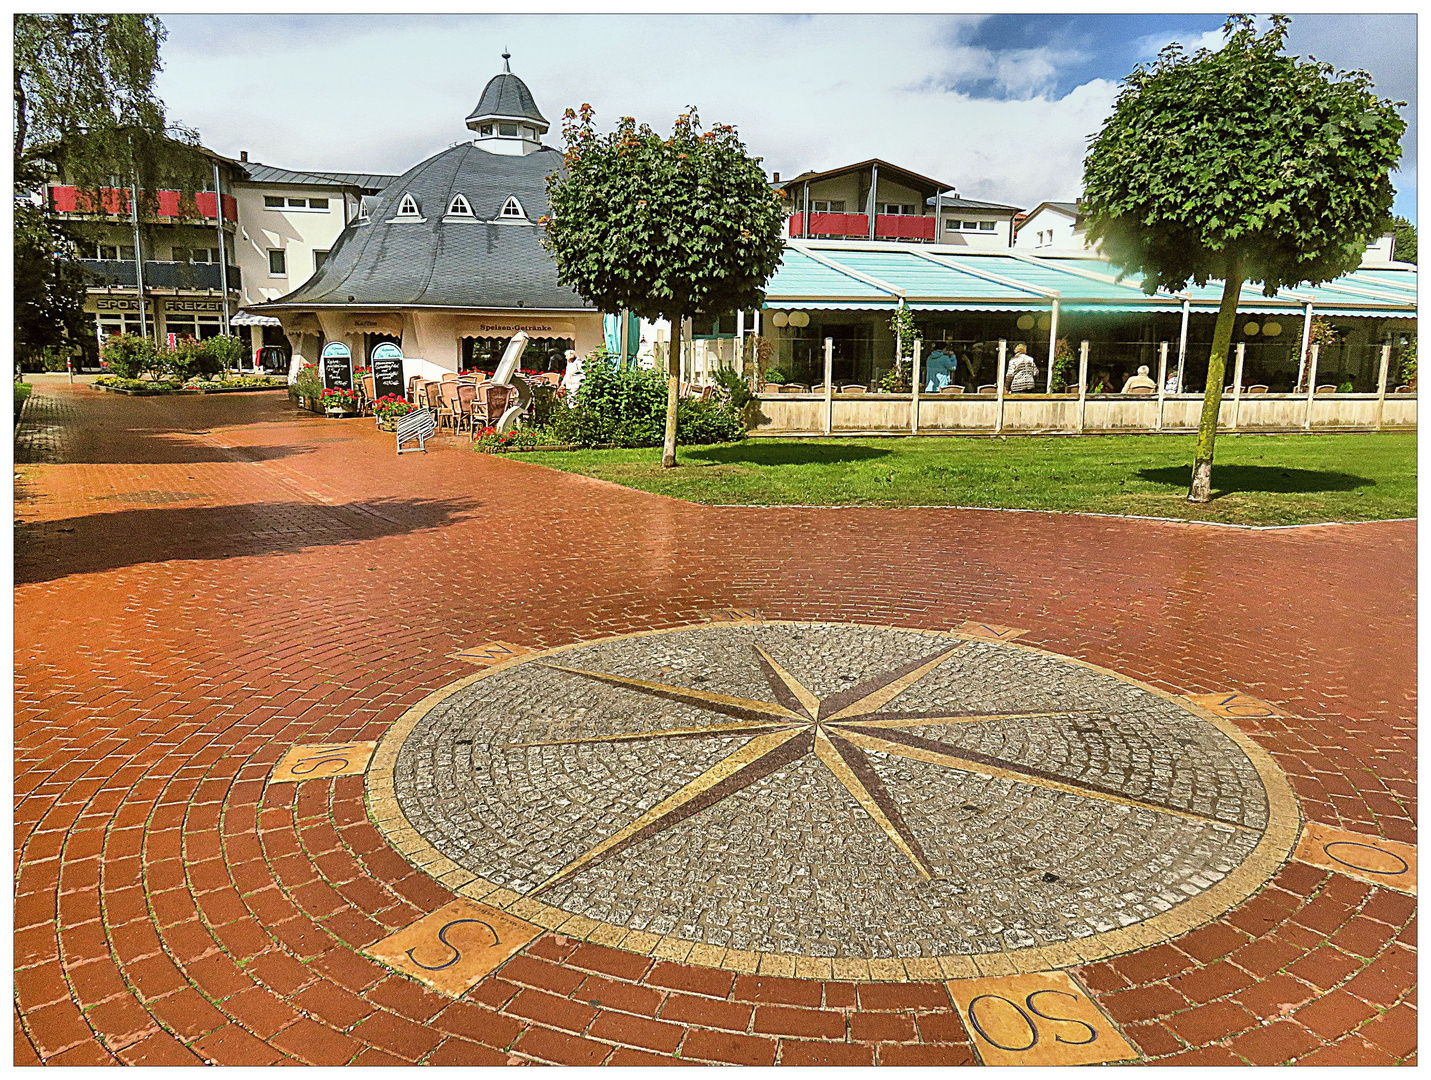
466,52,548,156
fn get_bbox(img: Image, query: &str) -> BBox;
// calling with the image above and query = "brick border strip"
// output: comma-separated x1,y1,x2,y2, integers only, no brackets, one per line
366,622,1301,981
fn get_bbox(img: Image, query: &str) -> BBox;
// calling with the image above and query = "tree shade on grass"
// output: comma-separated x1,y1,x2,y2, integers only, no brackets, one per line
1081,15,1406,503
544,106,785,468
508,432,1416,527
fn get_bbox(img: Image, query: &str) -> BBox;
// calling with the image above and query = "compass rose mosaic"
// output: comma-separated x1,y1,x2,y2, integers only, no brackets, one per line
372,623,1297,976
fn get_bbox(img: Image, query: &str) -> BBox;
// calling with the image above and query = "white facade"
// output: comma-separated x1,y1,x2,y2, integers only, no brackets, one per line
1014,203,1095,253
231,181,360,309
1361,233,1398,265
937,212,1015,249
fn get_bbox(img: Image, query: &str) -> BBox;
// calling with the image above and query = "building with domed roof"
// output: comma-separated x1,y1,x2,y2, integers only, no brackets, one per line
251,55,602,378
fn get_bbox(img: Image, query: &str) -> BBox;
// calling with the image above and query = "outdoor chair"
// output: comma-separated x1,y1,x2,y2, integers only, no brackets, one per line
424,381,453,431
938,385,964,395
407,375,423,403
701,385,716,401
1395,385,1414,393
976,384,997,394
760,383,783,394
1126,386,1154,395
840,384,868,394
472,381,514,437
360,374,377,414
779,383,809,393
538,372,562,387
455,382,477,433
1246,385,1269,394
441,381,466,431
1315,384,1338,395
810,384,827,394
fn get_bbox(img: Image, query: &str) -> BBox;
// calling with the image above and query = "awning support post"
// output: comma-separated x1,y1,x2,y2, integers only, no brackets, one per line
1175,298,1190,392
1156,341,1168,431
911,338,922,434
994,338,1008,434
1045,299,1060,392
1077,340,1090,433
823,337,833,435
1295,302,1314,391
1303,344,1320,430
1375,343,1391,429
1230,342,1245,430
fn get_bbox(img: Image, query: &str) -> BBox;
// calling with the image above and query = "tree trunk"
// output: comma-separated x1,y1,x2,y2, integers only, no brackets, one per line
1188,262,1243,503
662,313,681,469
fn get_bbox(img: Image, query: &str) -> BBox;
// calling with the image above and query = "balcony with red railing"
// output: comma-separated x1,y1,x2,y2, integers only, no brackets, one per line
874,213,936,241
47,186,238,222
788,212,870,239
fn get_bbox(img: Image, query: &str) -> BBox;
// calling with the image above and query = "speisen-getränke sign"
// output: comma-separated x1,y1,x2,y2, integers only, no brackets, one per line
321,341,354,391
370,342,405,400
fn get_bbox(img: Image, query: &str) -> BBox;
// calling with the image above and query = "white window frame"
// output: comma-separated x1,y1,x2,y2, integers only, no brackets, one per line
811,200,845,214
446,193,475,217
499,195,526,220
268,248,288,277
394,193,424,220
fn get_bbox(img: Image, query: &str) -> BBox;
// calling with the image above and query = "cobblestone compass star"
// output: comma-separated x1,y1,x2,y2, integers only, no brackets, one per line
511,643,1254,893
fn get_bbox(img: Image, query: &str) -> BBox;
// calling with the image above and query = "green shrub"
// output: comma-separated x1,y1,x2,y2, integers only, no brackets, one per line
101,334,158,379
157,338,220,382
291,362,323,401
564,358,746,448
203,335,246,372
527,382,564,427
711,364,753,409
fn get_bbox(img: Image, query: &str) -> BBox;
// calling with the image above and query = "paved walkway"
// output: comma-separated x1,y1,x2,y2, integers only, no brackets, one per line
14,377,1415,1065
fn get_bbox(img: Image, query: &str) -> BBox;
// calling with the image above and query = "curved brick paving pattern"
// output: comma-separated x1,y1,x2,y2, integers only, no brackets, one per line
14,379,1415,1065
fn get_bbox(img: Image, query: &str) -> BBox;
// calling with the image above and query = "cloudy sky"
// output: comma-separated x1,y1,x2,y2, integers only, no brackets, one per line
156,13,1417,221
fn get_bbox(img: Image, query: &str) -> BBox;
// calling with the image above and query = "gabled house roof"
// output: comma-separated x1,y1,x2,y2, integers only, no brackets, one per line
1015,200,1082,232
238,163,395,194
777,158,955,198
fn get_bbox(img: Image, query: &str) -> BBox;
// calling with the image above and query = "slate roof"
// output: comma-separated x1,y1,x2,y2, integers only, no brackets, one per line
928,194,1022,214
466,72,548,129
256,142,591,312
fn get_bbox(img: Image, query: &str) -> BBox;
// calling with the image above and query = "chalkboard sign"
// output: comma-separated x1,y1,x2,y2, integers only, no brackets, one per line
396,407,437,454
320,341,353,391
370,342,405,400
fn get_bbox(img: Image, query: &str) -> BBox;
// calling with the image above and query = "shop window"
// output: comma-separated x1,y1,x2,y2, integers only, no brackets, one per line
447,193,474,217
500,195,525,219
264,195,285,208
268,249,287,276
396,193,421,218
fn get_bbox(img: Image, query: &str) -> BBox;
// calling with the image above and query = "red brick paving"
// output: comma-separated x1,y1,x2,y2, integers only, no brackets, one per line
13,379,1416,1064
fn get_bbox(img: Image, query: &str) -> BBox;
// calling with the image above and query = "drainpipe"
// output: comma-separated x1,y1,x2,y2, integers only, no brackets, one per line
802,183,810,238
994,339,1007,433
212,161,231,340
1175,298,1190,392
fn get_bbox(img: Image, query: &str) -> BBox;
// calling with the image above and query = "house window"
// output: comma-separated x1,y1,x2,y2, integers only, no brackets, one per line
120,245,136,261
171,247,189,263
264,195,284,208
978,221,995,231
309,197,328,210
313,250,330,272
500,195,525,219
812,200,845,213
447,193,474,217
962,220,979,230
944,220,958,233
268,249,287,276
479,124,494,136
288,198,307,208
522,126,537,140
96,244,119,260
396,193,420,217
879,203,918,216
499,122,519,137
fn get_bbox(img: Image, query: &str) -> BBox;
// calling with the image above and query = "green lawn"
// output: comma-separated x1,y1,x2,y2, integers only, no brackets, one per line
509,432,1417,526
14,382,31,423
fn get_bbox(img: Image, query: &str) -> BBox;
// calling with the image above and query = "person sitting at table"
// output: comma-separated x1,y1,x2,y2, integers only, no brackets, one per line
1007,344,1037,392
924,343,959,392
1122,365,1157,393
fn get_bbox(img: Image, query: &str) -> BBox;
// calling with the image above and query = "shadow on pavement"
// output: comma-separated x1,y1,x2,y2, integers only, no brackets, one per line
686,443,892,466
15,496,480,584
1136,464,1374,497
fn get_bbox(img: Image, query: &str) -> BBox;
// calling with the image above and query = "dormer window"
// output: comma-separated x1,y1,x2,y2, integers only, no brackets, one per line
396,193,421,218
447,193,474,217
500,196,526,219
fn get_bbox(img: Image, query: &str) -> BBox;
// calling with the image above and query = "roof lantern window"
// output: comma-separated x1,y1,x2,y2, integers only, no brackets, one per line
447,193,474,217
500,195,526,220
467,51,548,157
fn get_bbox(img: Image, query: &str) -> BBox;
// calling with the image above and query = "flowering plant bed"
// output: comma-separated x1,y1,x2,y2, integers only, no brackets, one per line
94,375,289,395
472,425,576,453
320,387,362,415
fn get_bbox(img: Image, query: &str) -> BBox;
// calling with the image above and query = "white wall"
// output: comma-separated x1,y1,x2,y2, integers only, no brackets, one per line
233,184,353,307
1013,206,1094,252
938,215,1014,248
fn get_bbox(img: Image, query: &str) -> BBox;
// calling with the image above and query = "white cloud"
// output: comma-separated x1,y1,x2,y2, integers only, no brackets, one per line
155,14,1119,210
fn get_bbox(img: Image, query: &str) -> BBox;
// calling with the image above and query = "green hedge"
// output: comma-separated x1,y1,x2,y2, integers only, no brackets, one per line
550,360,746,448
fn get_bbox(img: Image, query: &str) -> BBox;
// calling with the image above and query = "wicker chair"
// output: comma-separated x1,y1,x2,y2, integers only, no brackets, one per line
440,380,465,431
760,383,783,394
1246,385,1269,395
938,385,964,395
1315,384,1338,394
780,383,809,393
407,375,423,403
976,384,997,394
840,384,868,394
471,381,514,437
423,381,451,430
1126,385,1154,395
455,382,477,433
1394,385,1414,393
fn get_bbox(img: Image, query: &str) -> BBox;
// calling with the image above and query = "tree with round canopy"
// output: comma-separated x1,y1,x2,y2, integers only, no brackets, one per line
1081,15,1405,502
544,105,785,467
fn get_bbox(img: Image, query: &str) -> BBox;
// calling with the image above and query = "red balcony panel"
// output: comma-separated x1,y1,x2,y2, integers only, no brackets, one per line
48,185,235,221
788,212,871,238
874,214,936,240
